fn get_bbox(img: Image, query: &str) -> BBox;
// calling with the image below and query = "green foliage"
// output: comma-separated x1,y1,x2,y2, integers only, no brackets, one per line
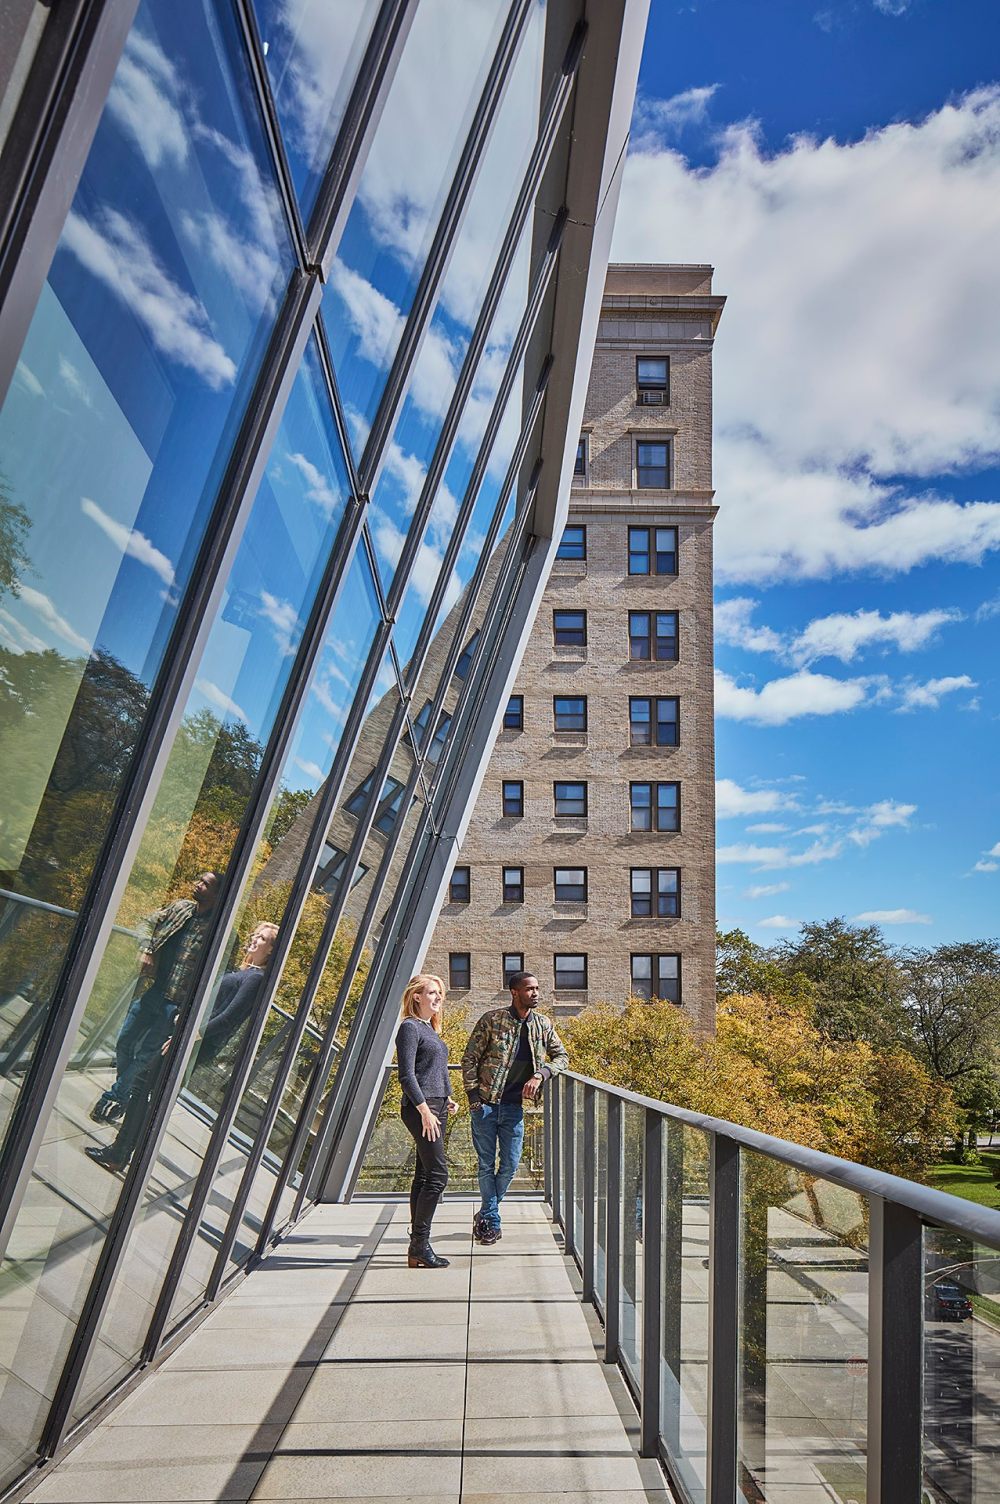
267,786,314,846
716,927,812,1005
771,917,910,1048
0,483,29,598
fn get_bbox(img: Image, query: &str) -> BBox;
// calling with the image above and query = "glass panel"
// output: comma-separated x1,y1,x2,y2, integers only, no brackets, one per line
573,1084,585,1258
594,1091,607,1313
0,0,291,1127
660,1124,711,1504
739,1152,869,1504
252,0,378,222
66,343,358,1419
0,0,293,1476
365,4,546,595
620,1100,643,1385
324,0,511,449
923,1225,1000,1503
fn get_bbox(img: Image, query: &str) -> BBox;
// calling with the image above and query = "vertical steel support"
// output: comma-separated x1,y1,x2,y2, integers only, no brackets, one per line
868,1197,923,1504
581,1084,596,1303
640,1107,663,1458
707,1133,740,1504
604,1093,622,1365
563,1074,576,1261
550,1073,562,1230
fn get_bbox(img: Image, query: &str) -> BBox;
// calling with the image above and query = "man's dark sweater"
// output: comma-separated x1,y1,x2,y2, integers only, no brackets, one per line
396,1016,450,1105
500,1011,533,1104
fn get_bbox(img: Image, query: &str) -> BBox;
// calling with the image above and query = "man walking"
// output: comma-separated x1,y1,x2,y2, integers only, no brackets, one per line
462,969,568,1245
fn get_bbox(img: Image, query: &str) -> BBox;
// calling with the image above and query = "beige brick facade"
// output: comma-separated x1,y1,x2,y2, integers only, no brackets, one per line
425,264,724,1031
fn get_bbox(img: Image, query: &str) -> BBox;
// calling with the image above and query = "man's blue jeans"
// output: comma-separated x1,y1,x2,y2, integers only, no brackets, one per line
470,1102,524,1224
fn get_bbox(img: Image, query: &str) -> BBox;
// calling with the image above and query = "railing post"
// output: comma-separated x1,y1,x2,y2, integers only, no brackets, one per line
582,1084,596,1302
640,1107,663,1457
707,1133,740,1504
563,1074,576,1260
604,1092,622,1365
868,1196,923,1504
550,1073,562,1230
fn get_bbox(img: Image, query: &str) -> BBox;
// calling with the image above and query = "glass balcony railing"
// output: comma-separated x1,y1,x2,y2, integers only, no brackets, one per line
544,1070,1000,1504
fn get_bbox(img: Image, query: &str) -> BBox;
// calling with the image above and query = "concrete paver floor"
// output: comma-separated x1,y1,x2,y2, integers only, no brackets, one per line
24,1200,672,1504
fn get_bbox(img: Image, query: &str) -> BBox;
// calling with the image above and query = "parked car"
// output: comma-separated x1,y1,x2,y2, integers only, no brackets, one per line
926,1281,973,1321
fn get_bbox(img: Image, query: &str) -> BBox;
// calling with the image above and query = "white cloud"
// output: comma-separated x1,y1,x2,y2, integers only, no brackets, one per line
634,84,720,138
715,667,874,725
714,597,784,654
194,678,248,723
789,607,961,665
987,842,1000,858
258,592,299,656
294,756,326,783
745,882,790,898
717,840,842,870
13,361,44,398
746,822,788,833
853,908,932,924
62,208,235,389
57,356,93,408
107,31,188,170
897,674,977,710
81,497,175,587
972,860,999,873
0,608,46,655
848,799,916,847
18,586,90,654
758,914,801,930
286,451,342,516
715,778,790,817
873,0,910,14
615,89,1000,582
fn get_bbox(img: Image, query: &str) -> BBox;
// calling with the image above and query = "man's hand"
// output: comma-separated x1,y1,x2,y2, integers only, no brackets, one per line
139,952,156,977
522,1073,543,1101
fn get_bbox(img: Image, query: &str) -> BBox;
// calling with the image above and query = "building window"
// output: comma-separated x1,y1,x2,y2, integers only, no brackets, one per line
344,771,375,816
555,953,588,989
629,696,679,747
374,777,405,835
410,699,432,748
502,780,524,817
427,710,451,764
449,866,471,903
504,695,524,730
553,695,587,732
502,866,524,903
631,953,681,1004
449,952,471,990
574,435,587,478
630,611,679,663
636,439,670,489
630,868,681,918
554,867,587,902
630,781,680,832
557,524,586,561
455,629,480,679
554,780,587,817
503,952,525,985
316,844,368,898
636,355,669,405
628,526,677,576
553,608,587,647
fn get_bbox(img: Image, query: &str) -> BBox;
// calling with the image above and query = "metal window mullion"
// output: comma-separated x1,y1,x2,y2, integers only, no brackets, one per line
201,701,420,1293
604,1092,622,1364
0,0,141,410
582,1083,596,1302
232,0,308,269
310,0,416,267
358,0,534,490
707,1133,740,1504
640,1108,663,1457
563,1074,576,1260
142,686,411,1351
0,269,320,1267
868,1196,923,1504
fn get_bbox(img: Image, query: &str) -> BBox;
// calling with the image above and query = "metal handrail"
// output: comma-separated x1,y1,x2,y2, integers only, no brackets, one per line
0,885,145,939
567,1069,1000,1245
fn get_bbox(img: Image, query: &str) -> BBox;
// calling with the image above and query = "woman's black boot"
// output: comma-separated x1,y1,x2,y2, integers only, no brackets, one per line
407,1241,450,1268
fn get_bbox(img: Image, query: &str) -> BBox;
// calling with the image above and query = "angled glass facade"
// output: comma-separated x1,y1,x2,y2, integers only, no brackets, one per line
0,0,645,1487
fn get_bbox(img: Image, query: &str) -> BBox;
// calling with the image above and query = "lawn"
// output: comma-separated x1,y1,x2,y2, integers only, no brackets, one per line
928,1152,1000,1212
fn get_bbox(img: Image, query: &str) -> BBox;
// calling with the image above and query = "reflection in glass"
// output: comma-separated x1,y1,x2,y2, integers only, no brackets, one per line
621,1101,644,1385
595,1092,607,1313
739,1152,869,1504
660,1125,710,1504
324,0,510,448
573,1084,585,1257
923,1227,1000,1503
252,0,377,224
0,0,292,1153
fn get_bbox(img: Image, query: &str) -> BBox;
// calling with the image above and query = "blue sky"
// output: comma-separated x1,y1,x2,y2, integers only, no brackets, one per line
613,0,1000,945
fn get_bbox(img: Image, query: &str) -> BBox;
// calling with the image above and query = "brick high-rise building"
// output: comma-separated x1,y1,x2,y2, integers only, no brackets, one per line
426,263,724,1029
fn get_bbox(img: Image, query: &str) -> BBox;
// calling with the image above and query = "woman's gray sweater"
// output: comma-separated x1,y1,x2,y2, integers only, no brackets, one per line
395,1016,450,1105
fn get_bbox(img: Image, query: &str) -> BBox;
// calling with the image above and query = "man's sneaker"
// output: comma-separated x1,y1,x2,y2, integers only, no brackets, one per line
479,1220,502,1246
472,1212,489,1244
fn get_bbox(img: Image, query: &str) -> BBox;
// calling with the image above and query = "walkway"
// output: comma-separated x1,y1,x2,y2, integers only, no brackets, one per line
25,1200,672,1503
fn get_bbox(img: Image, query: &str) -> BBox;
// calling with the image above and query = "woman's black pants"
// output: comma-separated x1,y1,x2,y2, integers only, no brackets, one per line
400,1095,449,1244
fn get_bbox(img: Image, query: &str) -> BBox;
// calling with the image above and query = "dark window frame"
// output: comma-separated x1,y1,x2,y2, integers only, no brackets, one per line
636,437,671,490
557,524,587,561
630,780,681,833
449,952,471,990
503,694,524,730
503,952,525,986
630,867,681,919
655,610,679,661
449,866,471,904
553,608,587,647
574,435,587,477
553,694,587,732
628,525,678,577
554,952,588,990
455,629,480,680
554,866,587,903
631,952,682,1004
636,354,670,404
553,780,588,817
502,780,524,818
502,865,524,903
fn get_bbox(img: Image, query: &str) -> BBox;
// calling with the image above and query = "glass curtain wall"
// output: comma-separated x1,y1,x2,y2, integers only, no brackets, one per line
0,0,588,1489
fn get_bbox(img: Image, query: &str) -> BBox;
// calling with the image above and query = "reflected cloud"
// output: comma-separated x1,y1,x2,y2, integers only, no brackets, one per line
328,261,404,369
194,677,249,723
258,591,300,656
286,451,341,515
294,755,326,783
107,30,189,170
57,357,94,408
18,585,90,654
0,608,46,655
81,497,176,588
13,362,43,399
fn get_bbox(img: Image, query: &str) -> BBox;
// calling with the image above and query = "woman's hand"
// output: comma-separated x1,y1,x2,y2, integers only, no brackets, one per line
447,1098,459,1116
418,1102,442,1141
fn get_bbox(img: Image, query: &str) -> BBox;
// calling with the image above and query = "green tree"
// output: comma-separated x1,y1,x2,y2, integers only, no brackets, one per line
716,926,812,1004
0,482,30,597
773,917,910,1048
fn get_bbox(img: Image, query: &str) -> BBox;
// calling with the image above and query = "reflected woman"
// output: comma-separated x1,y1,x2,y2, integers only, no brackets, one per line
395,973,457,1268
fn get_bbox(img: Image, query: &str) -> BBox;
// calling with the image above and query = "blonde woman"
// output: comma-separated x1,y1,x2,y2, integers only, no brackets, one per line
396,973,457,1268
